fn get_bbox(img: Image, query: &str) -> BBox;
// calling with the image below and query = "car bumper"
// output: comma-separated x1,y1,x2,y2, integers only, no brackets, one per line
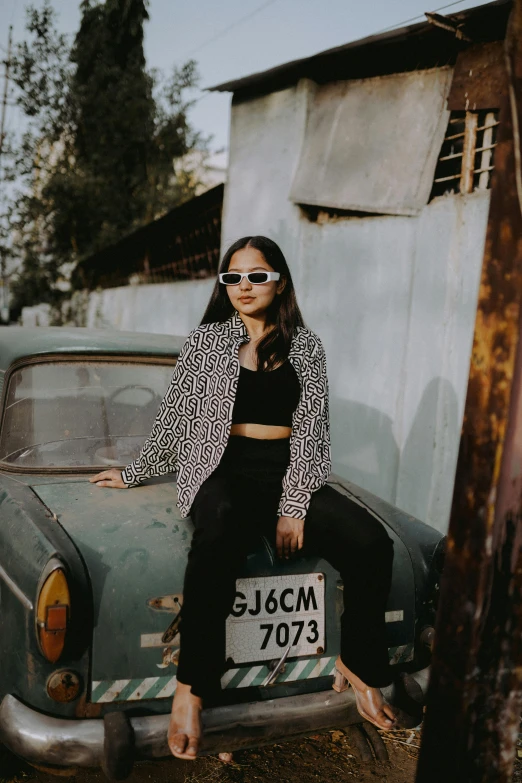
0,669,429,770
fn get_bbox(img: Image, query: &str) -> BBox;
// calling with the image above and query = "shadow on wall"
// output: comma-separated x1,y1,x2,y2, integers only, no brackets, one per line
331,397,400,506
331,377,460,534
398,377,460,533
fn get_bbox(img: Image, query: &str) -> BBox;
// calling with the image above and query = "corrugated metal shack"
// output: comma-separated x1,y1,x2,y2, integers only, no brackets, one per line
210,0,511,533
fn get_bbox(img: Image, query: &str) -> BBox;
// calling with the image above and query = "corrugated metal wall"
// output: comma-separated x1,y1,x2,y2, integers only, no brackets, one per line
63,279,216,336
222,77,489,533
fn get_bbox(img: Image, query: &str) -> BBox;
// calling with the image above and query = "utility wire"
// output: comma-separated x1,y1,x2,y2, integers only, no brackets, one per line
188,0,474,73
193,0,474,97
186,0,472,60
184,0,282,58
191,0,472,104
376,0,473,35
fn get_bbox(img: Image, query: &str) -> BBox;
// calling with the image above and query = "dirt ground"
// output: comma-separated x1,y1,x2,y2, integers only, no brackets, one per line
1,728,416,783
2,728,521,783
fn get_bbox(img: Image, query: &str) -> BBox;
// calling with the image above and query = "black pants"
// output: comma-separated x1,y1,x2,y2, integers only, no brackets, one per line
176,436,394,700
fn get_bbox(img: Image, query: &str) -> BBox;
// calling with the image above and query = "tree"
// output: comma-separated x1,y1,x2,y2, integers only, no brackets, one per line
4,0,207,319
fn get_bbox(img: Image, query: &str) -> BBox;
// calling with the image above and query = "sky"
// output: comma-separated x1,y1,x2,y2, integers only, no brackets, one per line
0,0,489,166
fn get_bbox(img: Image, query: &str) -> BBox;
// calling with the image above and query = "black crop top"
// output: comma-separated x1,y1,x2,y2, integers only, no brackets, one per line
231,360,301,427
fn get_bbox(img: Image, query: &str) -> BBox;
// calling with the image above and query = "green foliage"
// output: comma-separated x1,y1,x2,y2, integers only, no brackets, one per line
4,0,207,317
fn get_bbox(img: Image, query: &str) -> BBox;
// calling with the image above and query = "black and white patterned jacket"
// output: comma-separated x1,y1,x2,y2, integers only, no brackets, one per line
122,311,331,519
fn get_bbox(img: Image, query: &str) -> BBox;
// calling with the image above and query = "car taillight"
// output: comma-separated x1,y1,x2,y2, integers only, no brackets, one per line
36,565,70,663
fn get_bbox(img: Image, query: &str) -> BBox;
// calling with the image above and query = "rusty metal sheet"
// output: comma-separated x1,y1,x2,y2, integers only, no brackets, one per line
416,2,522,780
448,41,507,111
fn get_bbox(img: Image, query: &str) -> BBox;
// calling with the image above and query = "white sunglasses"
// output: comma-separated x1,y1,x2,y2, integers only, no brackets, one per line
219,271,281,285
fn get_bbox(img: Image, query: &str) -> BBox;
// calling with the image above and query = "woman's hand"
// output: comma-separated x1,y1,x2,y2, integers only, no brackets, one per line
89,469,127,489
276,516,304,559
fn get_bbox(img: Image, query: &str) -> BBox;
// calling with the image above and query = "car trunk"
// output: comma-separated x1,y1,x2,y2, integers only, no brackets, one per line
31,476,415,709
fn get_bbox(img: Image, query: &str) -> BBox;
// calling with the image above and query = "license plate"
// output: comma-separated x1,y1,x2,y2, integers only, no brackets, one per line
226,573,325,664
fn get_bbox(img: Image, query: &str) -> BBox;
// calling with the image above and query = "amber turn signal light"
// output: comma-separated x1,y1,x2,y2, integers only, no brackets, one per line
36,567,70,663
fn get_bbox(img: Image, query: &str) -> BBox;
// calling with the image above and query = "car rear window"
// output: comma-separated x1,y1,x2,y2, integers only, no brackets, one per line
0,360,174,470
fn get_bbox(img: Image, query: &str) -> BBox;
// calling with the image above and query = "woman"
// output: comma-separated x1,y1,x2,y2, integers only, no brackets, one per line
90,236,397,761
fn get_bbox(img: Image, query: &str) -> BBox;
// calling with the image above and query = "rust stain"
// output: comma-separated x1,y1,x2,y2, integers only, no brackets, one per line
449,42,507,111
47,671,81,703
147,593,183,612
417,1,522,780
160,646,179,667
26,651,38,690
162,611,182,644
75,694,101,718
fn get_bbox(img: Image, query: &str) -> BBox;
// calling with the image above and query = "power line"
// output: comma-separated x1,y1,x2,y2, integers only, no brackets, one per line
432,0,477,13
191,0,474,105
184,0,283,58
376,0,473,35
193,90,217,106
0,23,12,317
185,0,475,60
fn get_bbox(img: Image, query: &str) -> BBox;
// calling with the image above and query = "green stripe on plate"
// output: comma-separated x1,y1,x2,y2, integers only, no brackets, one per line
250,667,271,687
223,667,252,690
323,657,336,676
276,659,301,682
300,657,325,680
91,680,113,703
115,679,147,702
141,677,171,700
92,648,408,702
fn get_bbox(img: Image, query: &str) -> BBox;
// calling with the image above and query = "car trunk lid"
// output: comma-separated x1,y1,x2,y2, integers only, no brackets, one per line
31,477,348,705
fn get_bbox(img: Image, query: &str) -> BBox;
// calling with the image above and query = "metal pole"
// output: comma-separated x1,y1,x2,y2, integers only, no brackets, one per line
0,26,12,323
0,25,13,166
416,2,522,781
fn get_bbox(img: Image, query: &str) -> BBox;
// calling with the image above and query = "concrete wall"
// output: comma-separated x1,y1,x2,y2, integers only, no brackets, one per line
221,78,489,533
64,279,216,336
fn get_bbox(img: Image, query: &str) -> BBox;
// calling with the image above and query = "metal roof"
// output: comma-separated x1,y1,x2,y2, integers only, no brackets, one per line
0,328,185,373
207,0,511,98
72,183,224,290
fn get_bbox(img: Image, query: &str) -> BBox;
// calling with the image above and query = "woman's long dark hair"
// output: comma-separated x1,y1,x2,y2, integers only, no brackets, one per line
200,236,305,371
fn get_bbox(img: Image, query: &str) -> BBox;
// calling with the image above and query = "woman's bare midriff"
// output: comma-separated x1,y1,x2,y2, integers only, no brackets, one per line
229,423,291,439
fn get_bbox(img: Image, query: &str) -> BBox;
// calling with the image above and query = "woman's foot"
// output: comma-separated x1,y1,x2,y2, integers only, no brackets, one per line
168,681,202,760
218,752,234,763
334,656,397,730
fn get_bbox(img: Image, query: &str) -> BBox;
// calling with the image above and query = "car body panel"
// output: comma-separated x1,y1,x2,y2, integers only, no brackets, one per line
329,478,446,628
28,472,416,707
31,476,191,685
0,474,92,717
0,328,185,374
0,328,444,771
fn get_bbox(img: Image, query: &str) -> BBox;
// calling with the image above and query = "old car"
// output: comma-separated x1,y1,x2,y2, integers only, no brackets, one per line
0,328,444,779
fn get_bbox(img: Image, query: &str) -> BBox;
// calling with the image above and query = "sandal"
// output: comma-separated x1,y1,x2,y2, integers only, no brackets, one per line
168,684,203,760
332,655,397,731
